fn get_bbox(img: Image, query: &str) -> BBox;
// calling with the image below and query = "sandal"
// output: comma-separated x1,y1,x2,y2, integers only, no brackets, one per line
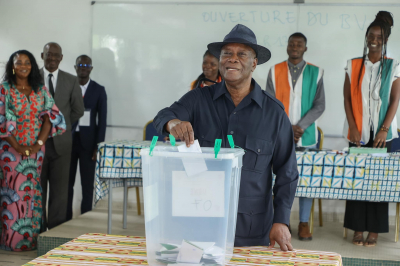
364,233,378,247
352,232,364,246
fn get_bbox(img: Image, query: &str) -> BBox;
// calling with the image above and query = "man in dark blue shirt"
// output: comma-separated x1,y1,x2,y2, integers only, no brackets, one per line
154,24,298,250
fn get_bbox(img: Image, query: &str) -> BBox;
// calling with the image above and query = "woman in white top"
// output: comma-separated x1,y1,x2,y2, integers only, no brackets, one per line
343,11,400,247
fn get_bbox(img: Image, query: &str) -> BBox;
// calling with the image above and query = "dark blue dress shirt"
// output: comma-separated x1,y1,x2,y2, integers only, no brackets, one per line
154,79,298,246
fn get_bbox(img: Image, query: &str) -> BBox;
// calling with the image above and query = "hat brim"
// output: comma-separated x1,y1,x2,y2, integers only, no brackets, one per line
207,41,271,65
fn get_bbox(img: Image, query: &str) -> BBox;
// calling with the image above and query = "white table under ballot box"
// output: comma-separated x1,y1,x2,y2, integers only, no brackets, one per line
141,146,245,266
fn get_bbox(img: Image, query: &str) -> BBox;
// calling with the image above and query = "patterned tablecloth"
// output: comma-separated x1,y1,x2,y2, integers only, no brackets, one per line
295,152,400,202
24,233,342,266
94,140,168,204
95,140,400,204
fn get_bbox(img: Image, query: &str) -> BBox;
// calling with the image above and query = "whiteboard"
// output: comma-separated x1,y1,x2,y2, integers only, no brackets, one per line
92,2,400,136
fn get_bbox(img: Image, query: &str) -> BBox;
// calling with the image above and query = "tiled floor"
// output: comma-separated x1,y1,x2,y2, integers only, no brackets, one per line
0,250,37,266
291,221,400,262
2,205,400,266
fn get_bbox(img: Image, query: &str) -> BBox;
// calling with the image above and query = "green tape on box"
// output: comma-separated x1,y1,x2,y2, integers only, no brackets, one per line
214,139,222,159
149,136,158,156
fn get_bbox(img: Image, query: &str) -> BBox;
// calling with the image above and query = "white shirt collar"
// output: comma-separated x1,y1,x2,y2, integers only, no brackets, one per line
81,79,91,89
43,67,60,92
43,67,60,80
80,79,91,97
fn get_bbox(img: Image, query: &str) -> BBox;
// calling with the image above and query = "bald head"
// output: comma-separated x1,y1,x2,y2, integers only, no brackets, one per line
43,42,62,54
41,42,63,72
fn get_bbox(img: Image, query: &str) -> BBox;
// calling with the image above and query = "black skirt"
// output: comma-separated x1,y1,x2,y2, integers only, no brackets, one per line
344,131,391,233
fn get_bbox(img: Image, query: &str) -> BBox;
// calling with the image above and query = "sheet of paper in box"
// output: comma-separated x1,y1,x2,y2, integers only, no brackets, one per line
178,140,208,177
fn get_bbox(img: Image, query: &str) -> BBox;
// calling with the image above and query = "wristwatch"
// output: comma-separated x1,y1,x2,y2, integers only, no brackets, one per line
37,140,44,146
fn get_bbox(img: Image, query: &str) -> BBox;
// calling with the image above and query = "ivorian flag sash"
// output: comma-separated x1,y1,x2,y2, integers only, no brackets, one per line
272,61,322,147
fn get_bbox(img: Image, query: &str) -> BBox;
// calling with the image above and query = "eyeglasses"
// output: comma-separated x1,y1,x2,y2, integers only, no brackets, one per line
76,64,92,69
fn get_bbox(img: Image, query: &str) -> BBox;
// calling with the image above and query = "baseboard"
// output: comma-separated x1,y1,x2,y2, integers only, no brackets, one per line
342,257,400,266
291,211,398,226
37,236,73,256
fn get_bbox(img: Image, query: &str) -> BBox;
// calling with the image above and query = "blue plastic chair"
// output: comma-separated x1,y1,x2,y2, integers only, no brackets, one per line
143,120,164,141
391,129,400,152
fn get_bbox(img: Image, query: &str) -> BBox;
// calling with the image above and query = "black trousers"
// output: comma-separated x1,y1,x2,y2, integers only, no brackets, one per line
344,131,391,233
41,138,71,231
67,132,96,221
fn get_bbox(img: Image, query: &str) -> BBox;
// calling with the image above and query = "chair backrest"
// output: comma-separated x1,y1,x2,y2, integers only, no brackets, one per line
317,127,324,150
143,120,164,141
390,129,400,152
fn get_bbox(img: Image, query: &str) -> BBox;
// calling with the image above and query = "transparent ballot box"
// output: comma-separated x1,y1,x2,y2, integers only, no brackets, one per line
141,146,244,266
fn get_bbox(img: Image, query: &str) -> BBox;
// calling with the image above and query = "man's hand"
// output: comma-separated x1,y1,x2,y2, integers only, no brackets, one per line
166,119,194,147
92,148,98,161
292,125,304,141
269,223,293,251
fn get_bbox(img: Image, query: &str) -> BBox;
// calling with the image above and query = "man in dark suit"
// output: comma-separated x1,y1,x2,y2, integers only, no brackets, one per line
40,42,85,231
67,55,107,220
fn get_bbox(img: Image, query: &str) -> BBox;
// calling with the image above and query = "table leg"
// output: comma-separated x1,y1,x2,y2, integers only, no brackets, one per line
136,187,141,216
395,202,399,243
343,228,347,239
123,180,127,229
318,199,323,227
310,199,315,234
108,180,112,235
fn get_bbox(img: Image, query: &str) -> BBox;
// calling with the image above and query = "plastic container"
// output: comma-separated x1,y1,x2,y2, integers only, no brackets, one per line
141,146,244,266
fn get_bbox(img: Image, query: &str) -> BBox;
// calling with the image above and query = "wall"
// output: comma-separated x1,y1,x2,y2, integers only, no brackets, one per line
0,0,398,220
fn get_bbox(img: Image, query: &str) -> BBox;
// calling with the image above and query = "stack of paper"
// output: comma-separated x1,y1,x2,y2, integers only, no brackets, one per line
349,147,387,154
155,240,224,265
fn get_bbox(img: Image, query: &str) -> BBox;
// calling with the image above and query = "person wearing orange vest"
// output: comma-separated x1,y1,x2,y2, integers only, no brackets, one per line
266,32,325,241
343,11,400,247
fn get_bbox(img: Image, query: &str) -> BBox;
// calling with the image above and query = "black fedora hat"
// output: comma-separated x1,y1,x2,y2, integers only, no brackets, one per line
207,24,271,65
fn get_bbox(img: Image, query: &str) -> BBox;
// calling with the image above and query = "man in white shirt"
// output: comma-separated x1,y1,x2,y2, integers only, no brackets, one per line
67,55,107,221
40,42,84,231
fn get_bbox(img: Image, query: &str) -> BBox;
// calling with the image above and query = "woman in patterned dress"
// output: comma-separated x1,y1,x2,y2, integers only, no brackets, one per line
0,50,66,251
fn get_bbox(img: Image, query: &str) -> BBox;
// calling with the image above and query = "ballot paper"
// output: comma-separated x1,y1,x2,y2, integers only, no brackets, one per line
177,140,207,177
156,240,223,265
80,110,91,126
177,240,204,264
168,262,204,266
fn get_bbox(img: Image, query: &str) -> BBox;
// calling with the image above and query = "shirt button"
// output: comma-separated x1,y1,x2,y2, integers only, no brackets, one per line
293,80,296,82
233,112,236,115
257,149,261,153
201,135,204,138
230,131,234,134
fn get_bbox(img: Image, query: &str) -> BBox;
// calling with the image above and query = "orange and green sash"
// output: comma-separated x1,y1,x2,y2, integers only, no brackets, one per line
349,58,394,140
274,61,319,147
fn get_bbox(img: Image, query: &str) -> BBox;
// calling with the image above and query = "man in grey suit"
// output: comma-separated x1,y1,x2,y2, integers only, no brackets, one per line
40,42,84,230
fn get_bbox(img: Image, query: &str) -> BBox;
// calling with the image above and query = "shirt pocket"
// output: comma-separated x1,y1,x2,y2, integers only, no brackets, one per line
236,197,268,238
198,130,220,148
243,135,273,173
